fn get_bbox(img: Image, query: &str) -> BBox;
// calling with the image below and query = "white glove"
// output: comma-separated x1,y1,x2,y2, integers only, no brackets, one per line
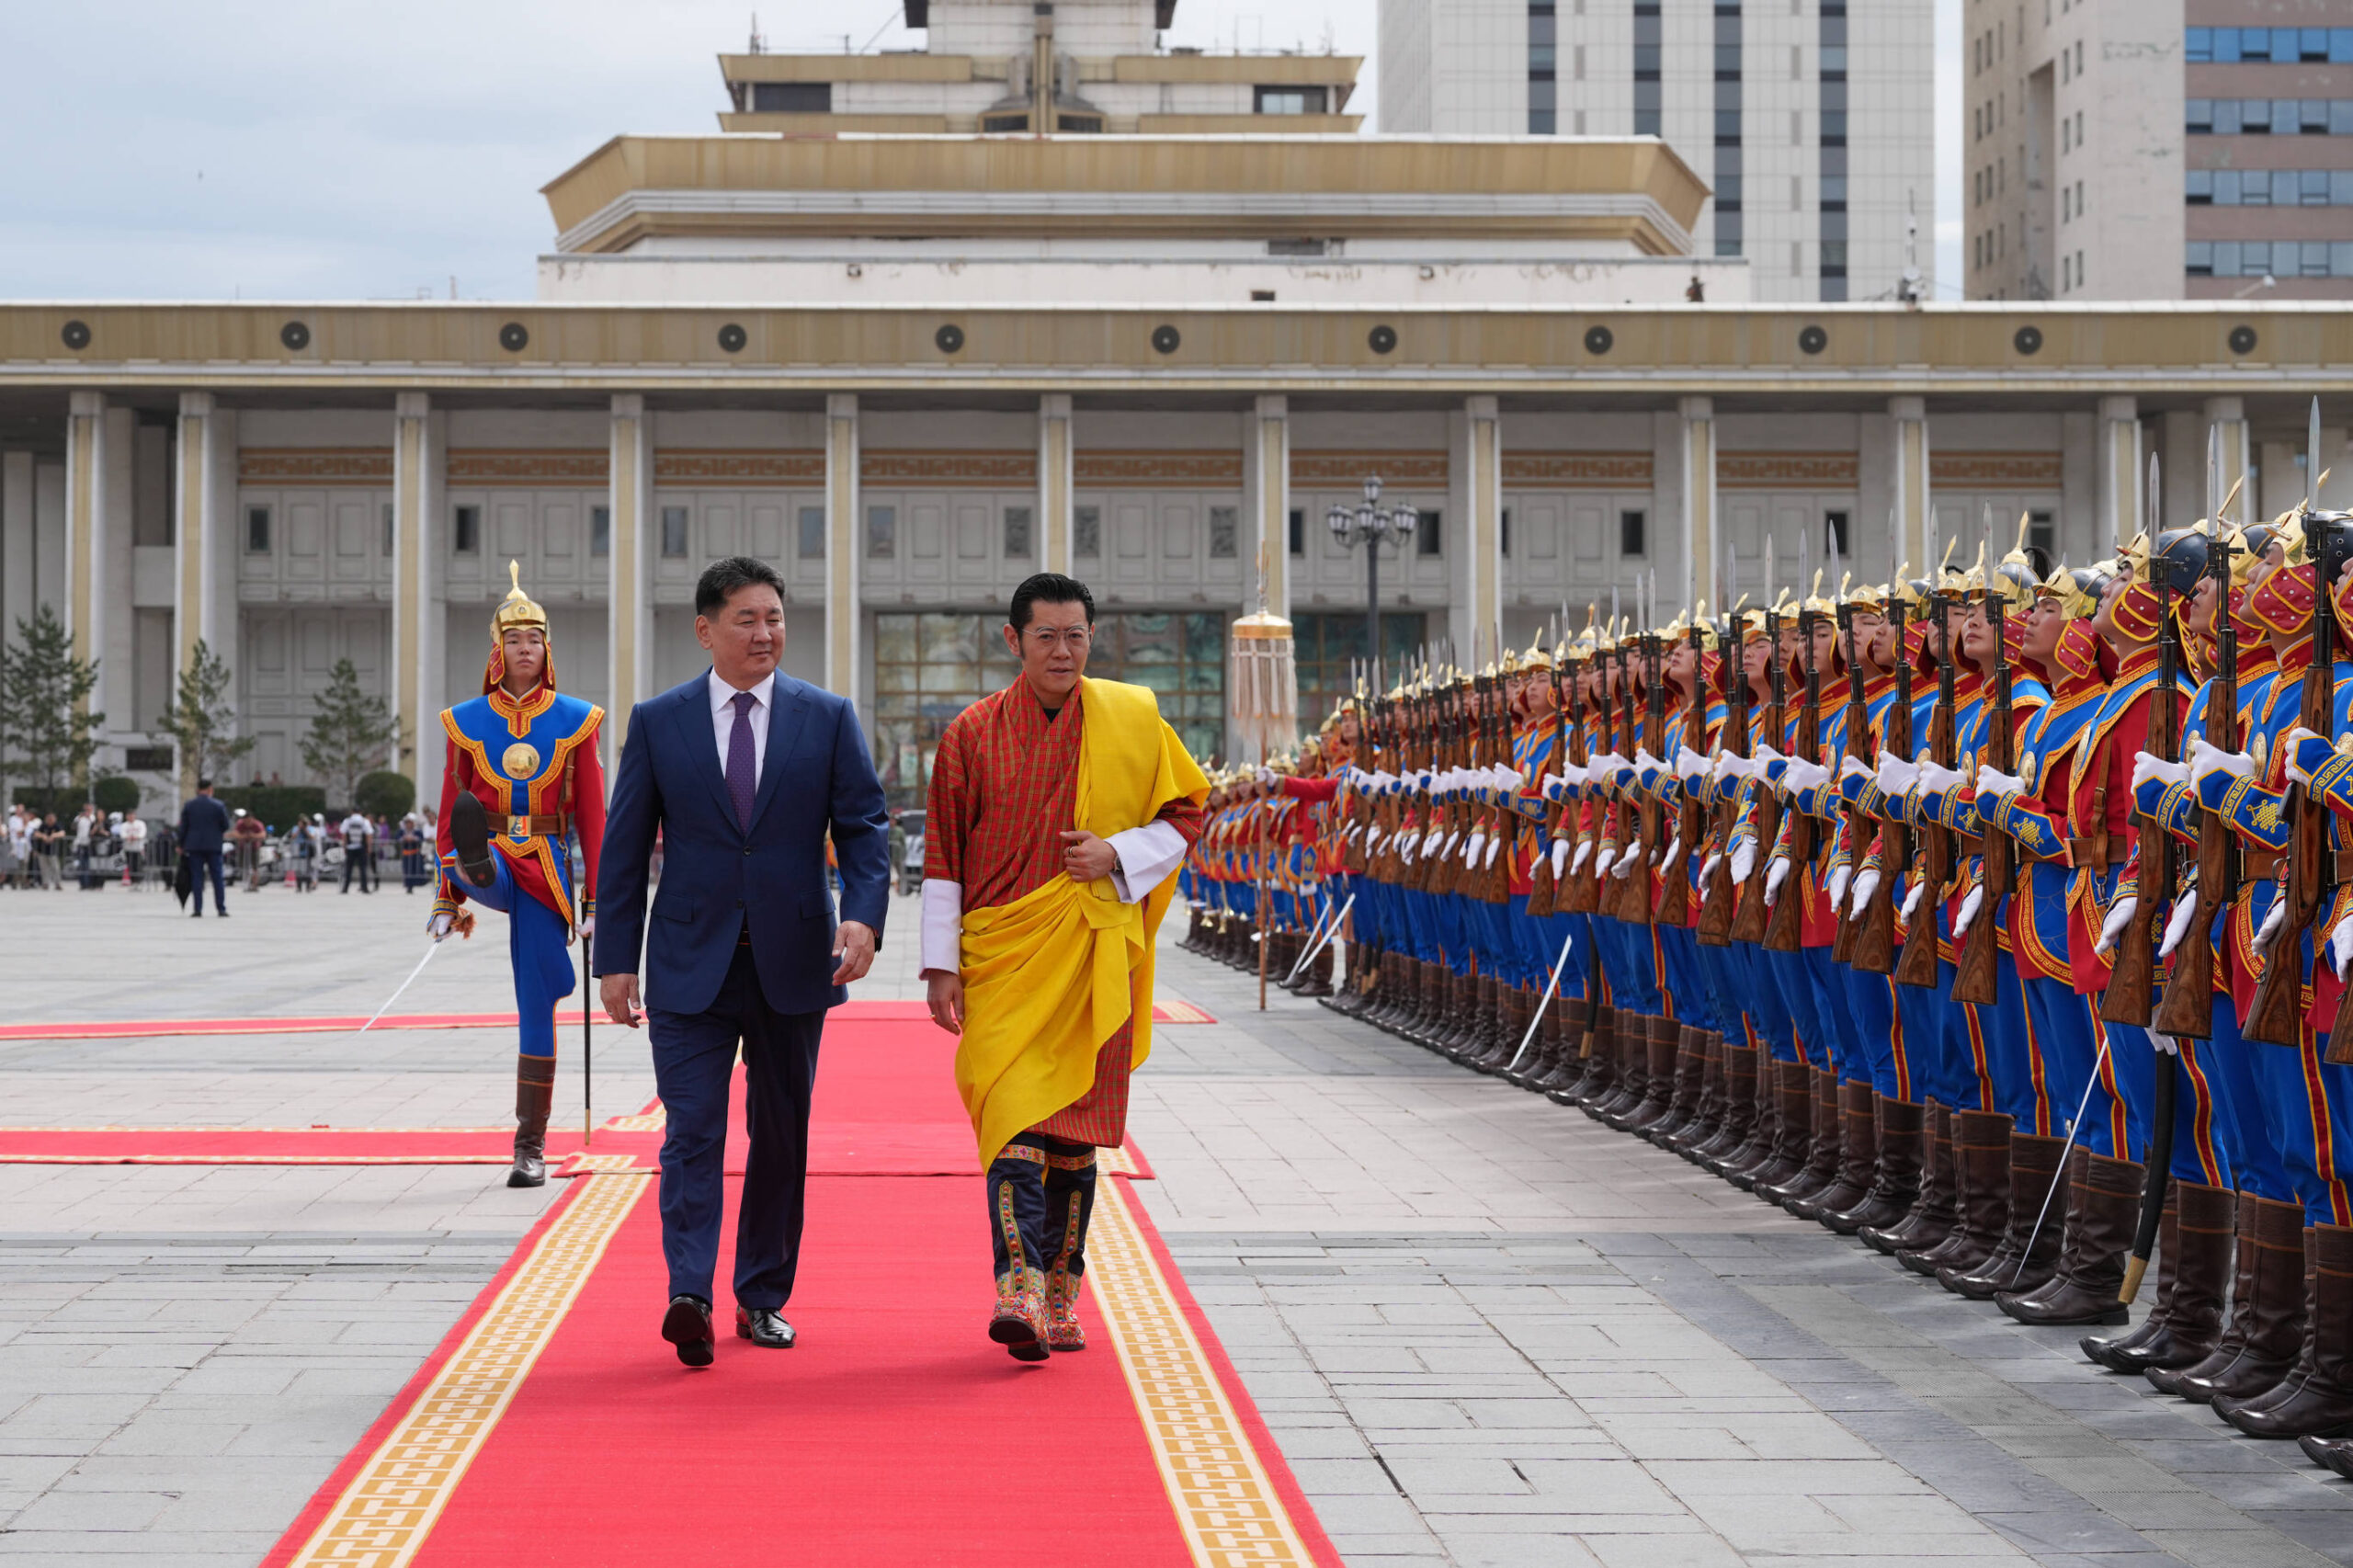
2188,733,2255,788
1848,868,1880,919
1825,864,1852,914
1763,855,1790,906
1572,838,1595,875
2158,887,2200,960
1659,834,1684,872
1552,839,1572,879
2331,909,2353,980
1877,754,1920,798
1755,743,1788,770
1676,745,1711,781
1558,762,1590,790
1901,880,1926,923
427,911,455,942
1700,851,1722,883
1730,841,1756,886
1256,766,1276,787
1716,752,1757,782
1609,843,1636,879
1841,755,1877,787
1483,835,1503,868
2131,749,2189,793
2284,725,2332,790
1916,759,1969,798
1953,884,1984,937
576,915,595,942
1495,767,1526,791
1783,758,1833,797
1592,845,1617,880
2096,894,2139,957
1633,747,1664,777
2254,893,2288,956
1463,831,1485,867
1974,764,2026,802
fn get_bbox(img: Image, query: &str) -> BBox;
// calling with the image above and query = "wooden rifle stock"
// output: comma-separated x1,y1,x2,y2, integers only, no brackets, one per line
1563,663,1601,915
2154,555,2235,1039
1953,596,2014,1006
2245,602,2333,1045
1526,662,1568,919
1655,633,1697,926
1852,601,1911,975
1698,635,1743,945
1733,614,1784,944
1894,599,1955,988
1762,613,1818,953
1830,606,1870,966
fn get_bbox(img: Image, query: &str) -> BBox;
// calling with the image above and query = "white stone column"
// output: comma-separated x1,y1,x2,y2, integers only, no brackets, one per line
2098,395,2143,549
1248,395,1290,618
824,393,862,710
1038,393,1074,577
1458,394,1503,646
608,394,654,753
1,449,31,632
1678,396,1716,615
170,393,217,792
63,392,105,678
392,392,438,793
1889,395,1931,574
2203,396,2252,528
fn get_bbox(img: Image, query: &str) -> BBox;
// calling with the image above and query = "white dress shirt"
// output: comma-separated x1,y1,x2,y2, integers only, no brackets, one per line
710,670,777,790
918,818,1189,976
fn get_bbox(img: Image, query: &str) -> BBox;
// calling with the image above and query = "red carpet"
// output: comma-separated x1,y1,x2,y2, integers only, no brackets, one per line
260,1007,1335,1567
0,997,1213,1043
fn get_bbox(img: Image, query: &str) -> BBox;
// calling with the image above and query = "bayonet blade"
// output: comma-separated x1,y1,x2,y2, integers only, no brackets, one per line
2311,396,2324,512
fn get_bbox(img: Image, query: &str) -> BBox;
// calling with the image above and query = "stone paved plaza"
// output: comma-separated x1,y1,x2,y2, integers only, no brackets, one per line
1,879,2349,1566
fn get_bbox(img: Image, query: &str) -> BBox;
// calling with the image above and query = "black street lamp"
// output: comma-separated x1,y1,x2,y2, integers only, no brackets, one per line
1324,473,1417,692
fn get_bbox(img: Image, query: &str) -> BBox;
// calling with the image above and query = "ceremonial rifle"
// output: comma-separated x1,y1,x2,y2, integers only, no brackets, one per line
2102,518,2180,1027
1611,637,1644,923
1954,581,2015,1006
2245,538,2332,1045
1733,595,1786,944
1640,612,1670,929
1526,638,1565,920
1830,585,1870,965
1852,592,1911,974
1895,581,1958,988
2154,517,2238,1038
1698,596,1745,946
1763,580,1820,953
1563,634,1602,915
1659,609,1706,926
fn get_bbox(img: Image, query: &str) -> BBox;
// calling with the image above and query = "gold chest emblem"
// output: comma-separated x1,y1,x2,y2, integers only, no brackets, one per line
502,742,542,780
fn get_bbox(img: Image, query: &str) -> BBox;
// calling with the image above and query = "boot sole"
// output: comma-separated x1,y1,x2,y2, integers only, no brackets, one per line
989,1317,1051,1361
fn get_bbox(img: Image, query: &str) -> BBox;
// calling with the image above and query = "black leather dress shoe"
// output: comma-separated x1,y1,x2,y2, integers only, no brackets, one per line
662,1295,714,1367
736,1306,796,1348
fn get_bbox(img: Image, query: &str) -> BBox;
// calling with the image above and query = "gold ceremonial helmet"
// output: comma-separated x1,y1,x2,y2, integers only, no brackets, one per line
492,560,548,641
1985,512,2040,608
1521,636,1555,672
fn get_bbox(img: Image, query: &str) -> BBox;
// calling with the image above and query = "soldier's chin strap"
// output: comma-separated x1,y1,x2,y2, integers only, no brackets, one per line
357,942,444,1035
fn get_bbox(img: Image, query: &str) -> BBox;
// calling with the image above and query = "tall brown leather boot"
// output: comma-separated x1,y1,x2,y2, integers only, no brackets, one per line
2215,1225,2353,1438
2085,1180,2233,1374
1586,1011,1646,1118
1710,1049,1786,1180
1691,1041,1758,1165
1791,1080,1879,1224
1614,1017,1680,1132
2302,1434,2353,1476
1946,1132,2070,1299
1661,1028,1720,1152
1296,938,1336,999
2153,1195,2309,1404
1481,986,1530,1075
1730,1060,1814,1191
1757,1068,1840,1206
1999,1153,2144,1324
1571,1008,1621,1108
1904,1109,2009,1278
508,1054,555,1188
1529,996,1580,1093
1830,1096,1923,1237
1648,1026,1708,1145
1865,1100,1955,1255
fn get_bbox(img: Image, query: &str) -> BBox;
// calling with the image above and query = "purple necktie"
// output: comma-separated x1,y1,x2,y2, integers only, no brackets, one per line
726,689,757,830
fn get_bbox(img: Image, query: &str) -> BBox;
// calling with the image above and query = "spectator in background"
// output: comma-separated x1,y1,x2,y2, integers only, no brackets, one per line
397,815,426,892
5,806,29,889
71,803,97,888
178,780,232,917
119,809,146,888
340,808,375,893
232,809,267,891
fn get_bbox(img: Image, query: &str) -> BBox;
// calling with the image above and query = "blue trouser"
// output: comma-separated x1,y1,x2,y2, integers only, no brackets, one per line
987,1133,1097,1285
1730,942,1798,1060
188,848,226,914
1888,967,1936,1102
2104,1012,2242,1189
646,942,821,1311
1899,960,1975,1110
1834,960,1896,1089
1598,916,1661,1015
1657,925,1717,1032
1969,945,2043,1133
2022,972,2125,1153
445,848,576,1060
1764,947,1824,1068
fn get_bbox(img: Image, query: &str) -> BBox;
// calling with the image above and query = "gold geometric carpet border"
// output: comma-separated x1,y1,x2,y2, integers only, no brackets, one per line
280,1173,649,1568
1087,1176,1317,1568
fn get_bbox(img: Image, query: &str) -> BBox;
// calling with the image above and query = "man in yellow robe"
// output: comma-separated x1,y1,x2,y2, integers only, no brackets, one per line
922,574,1208,1360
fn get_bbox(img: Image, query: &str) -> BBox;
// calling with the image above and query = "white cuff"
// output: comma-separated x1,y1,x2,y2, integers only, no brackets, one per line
1105,820,1188,905
920,878,964,975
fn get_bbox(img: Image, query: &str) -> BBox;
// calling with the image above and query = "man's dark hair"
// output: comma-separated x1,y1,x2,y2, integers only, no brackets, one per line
197,778,213,792
695,556,788,617
1009,573,1097,632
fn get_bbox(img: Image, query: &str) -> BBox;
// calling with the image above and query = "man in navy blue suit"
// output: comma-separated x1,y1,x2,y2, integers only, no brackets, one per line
596,556,891,1367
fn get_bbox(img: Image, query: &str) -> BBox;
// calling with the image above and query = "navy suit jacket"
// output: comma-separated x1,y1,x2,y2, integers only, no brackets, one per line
177,796,231,856
595,671,891,1017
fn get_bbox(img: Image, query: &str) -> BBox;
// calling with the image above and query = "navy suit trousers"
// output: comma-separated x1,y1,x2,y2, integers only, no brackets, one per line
647,942,821,1311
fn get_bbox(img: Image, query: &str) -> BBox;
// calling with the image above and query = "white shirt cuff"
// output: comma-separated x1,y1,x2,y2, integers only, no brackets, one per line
1105,820,1188,905
919,878,963,975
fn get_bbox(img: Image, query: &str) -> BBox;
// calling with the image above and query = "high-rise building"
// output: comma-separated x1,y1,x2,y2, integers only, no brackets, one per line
1965,1,2353,301
1377,0,1935,301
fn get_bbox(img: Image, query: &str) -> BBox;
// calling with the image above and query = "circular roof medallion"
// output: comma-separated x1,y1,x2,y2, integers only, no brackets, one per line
2013,324,2044,356
935,324,965,354
1151,324,1182,355
61,320,91,351
1797,324,1828,356
1368,324,1398,355
279,321,311,351
2228,324,2258,357
497,322,530,352
717,323,747,354
1584,324,1614,356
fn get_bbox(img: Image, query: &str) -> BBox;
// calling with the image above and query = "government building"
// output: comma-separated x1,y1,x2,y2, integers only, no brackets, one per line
0,0,2347,812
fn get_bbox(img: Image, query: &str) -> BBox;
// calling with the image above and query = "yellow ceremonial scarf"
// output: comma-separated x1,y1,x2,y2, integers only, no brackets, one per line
953,676,1211,1168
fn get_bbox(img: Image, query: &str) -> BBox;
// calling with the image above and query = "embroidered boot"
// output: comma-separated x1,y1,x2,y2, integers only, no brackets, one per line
985,1142,1052,1362
1039,1141,1098,1353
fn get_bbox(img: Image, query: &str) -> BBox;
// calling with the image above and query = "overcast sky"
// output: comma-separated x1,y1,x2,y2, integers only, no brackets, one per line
0,0,1961,302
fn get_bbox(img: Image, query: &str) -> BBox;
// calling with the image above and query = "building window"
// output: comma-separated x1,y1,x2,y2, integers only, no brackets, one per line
797,505,824,559
866,505,896,559
591,505,610,558
381,502,395,557
659,506,689,559
1415,509,1443,556
245,505,272,554
1211,506,1241,560
1501,507,1513,557
1254,85,1326,115
1620,509,1647,558
1267,238,1327,256
1714,2,1745,259
450,505,479,554
1824,510,1849,561
1281,506,1301,558
751,82,830,113
1633,0,1663,136
981,112,1029,133
1292,609,1429,722
1074,505,1101,558
1003,506,1032,559
2028,510,2057,567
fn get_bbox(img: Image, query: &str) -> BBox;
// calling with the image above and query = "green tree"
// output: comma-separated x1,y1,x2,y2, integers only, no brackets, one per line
0,605,106,805
299,658,398,811
149,638,256,795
